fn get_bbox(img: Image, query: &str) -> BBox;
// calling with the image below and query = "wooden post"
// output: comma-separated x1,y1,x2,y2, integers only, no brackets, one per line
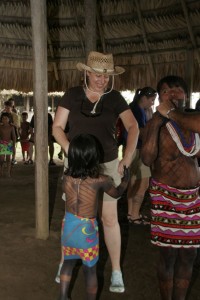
30,0,49,239
51,95,55,113
84,0,97,57
186,49,194,108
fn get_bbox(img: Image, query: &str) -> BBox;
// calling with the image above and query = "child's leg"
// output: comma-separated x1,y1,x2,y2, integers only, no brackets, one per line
82,264,97,300
59,259,77,300
22,150,25,161
26,150,29,160
0,155,4,176
6,155,12,177
21,142,25,161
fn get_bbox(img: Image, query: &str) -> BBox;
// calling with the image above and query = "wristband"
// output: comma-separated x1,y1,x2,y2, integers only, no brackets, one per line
166,107,175,119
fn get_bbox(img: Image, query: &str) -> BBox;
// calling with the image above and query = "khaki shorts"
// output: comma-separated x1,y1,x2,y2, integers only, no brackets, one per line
130,149,151,180
63,157,121,202
100,158,121,201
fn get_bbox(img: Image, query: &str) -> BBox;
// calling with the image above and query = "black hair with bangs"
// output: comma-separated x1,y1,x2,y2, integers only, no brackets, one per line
157,75,188,96
65,133,101,179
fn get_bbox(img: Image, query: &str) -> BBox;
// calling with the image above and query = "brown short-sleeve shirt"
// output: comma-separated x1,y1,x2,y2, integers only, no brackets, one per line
59,86,129,162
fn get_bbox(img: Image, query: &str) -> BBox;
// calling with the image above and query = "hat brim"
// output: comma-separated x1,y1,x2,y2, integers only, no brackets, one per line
76,62,125,75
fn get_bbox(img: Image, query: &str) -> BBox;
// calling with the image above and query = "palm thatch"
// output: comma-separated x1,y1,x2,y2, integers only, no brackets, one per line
0,0,200,92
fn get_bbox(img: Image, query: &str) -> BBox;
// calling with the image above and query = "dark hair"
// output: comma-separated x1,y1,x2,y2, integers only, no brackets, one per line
0,112,11,122
157,75,188,95
22,111,28,117
65,134,101,179
195,99,200,111
130,86,157,106
4,100,12,107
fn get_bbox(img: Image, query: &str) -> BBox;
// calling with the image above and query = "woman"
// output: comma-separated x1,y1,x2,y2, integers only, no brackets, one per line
141,76,200,300
126,87,157,224
0,112,16,177
53,51,139,293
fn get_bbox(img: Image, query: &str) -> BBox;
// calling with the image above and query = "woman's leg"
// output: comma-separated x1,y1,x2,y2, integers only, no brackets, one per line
82,264,97,300
173,248,197,300
158,247,177,300
101,200,125,292
59,259,77,300
101,200,121,271
100,159,124,292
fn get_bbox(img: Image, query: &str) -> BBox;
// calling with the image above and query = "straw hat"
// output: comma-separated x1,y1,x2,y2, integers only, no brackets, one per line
76,51,125,75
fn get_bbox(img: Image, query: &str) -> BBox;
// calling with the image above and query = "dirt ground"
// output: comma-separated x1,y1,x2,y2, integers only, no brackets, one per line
1,145,200,300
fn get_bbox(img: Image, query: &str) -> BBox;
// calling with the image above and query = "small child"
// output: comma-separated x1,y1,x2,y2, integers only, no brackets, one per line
19,112,31,162
58,133,130,300
0,112,16,177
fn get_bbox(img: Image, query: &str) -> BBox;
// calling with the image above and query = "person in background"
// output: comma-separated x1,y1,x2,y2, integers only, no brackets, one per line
141,75,200,300
58,147,63,160
8,97,18,114
0,112,16,177
58,133,130,300
29,113,56,166
3,100,20,165
19,111,31,162
195,100,200,167
126,87,157,225
53,51,139,293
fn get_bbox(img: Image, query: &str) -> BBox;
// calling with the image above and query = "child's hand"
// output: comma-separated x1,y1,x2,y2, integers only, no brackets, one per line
122,166,130,181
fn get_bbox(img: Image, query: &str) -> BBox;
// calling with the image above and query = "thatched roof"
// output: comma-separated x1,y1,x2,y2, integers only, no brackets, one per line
0,0,200,92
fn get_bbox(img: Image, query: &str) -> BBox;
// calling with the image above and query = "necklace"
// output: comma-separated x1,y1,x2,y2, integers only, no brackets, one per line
84,70,114,114
170,120,195,148
166,121,200,156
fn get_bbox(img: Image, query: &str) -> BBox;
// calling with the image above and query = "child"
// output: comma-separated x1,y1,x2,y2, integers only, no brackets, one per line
0,112,16,177
58,133,130,300
19,111,31,162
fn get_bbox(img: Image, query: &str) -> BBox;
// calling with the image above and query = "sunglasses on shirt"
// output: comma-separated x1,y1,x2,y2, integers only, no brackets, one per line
80,97,103,117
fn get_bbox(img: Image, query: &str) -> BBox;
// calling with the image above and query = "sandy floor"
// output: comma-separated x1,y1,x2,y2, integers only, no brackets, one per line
0,144,200,300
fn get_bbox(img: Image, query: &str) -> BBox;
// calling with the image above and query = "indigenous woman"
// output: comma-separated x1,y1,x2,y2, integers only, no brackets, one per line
141,75,200,300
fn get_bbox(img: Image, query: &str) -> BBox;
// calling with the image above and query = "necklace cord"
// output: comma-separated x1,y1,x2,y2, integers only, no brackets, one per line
84,70,114,114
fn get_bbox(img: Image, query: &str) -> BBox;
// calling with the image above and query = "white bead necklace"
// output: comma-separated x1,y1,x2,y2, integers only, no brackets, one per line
166,121,200,156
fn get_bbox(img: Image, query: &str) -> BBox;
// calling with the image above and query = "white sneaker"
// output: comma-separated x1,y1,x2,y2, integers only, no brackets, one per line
109,270,125,293
55,263,63,284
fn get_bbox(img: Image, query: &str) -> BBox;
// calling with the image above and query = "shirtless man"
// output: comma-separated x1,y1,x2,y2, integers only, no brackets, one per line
0,112,16,177
141,75,200,300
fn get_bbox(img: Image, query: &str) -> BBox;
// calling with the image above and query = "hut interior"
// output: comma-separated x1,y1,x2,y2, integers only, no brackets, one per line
0,0,200,94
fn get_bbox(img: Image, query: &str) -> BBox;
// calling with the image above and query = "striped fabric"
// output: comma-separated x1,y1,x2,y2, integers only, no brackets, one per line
149,178,200,248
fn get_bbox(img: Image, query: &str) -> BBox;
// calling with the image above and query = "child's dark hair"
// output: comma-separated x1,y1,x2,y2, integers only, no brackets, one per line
65,134,101,179
0,112,11,122
157,75,188,96
22,111,28,117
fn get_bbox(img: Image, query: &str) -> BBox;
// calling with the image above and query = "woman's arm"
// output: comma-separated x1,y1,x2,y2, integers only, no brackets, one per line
52,106,70,155
119,109,139,173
